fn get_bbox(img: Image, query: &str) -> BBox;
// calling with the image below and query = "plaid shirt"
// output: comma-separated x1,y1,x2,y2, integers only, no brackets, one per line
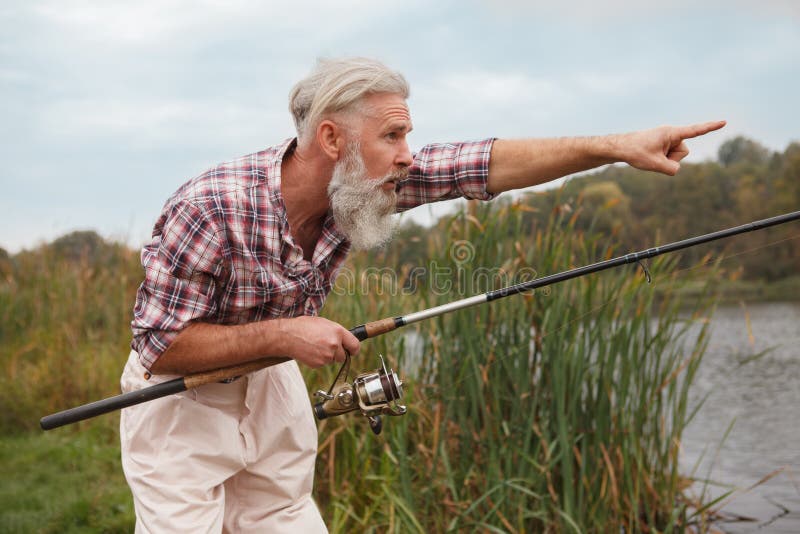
131,137,495,369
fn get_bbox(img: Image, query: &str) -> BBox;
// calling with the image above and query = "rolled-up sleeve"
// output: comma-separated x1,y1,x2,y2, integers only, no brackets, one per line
131,199,225,369
396,138,496,212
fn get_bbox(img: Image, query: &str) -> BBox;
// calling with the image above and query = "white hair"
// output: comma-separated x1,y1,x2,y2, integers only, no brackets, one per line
288,57,410,142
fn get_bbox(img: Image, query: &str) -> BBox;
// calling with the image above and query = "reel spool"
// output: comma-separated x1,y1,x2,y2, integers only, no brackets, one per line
313,354,406,435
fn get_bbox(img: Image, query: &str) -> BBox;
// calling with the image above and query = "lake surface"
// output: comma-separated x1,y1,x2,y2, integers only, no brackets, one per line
680,302,800,532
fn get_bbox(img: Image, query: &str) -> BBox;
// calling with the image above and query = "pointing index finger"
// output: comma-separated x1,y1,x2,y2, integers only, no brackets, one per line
677,120,727,139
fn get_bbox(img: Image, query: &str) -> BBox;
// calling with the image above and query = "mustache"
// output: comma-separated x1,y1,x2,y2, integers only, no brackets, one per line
379,167,410,187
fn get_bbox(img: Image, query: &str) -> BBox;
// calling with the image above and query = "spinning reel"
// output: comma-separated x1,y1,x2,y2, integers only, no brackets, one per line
313,353,406,435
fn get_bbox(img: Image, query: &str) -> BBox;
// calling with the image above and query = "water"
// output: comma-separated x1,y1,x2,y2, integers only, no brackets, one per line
398,302,800,530
680,302,800,532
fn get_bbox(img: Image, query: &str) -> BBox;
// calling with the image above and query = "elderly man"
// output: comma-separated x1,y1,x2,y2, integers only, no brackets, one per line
119,57,725,532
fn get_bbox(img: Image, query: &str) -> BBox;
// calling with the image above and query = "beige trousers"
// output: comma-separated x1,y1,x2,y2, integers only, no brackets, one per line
120,350,327,533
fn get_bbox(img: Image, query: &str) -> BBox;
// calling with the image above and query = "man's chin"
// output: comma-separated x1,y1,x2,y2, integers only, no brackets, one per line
382,187,397,203
346,216,398,251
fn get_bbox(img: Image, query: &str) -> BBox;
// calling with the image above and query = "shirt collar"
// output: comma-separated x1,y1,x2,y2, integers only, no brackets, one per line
267,137,351,264
267,137,297,210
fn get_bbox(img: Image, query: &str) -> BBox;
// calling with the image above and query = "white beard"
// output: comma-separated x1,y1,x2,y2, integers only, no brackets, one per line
327,143,407,250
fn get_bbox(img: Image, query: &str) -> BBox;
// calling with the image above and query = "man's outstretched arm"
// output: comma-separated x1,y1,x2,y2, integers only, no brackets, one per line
486,120,726,194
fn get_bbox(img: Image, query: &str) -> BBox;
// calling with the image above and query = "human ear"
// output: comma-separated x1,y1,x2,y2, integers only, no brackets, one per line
316,120,345,161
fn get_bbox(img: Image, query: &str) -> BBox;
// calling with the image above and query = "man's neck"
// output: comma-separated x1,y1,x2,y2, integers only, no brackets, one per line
280,142,334,258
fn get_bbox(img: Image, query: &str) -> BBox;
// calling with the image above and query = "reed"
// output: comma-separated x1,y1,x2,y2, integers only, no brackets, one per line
314,198,717,532
0,197,718,531
0,240,140,433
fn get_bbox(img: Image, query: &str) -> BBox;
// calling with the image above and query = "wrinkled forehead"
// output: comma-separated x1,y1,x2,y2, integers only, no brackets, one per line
358,93,413,131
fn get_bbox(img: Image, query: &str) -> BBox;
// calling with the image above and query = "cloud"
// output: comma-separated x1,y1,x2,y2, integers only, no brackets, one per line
33,0,197,45
572,73,651,96
37,97,291,147
409,67,664,143
437,71,562,104
40,98,195,137
491,0,800,21
30,0,419,49
410,70,573,141
0,67,31,83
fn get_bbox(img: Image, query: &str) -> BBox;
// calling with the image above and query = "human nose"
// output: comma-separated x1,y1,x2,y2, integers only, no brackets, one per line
395,141,413,167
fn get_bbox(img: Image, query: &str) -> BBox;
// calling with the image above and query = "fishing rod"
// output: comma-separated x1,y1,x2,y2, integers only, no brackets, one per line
40,209,800,433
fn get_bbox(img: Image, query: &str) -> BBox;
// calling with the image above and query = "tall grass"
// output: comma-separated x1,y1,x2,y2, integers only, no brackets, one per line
0,241,140,432
315,200,717,532
0,199,719,532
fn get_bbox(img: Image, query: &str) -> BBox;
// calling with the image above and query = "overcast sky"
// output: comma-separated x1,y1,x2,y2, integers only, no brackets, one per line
1,0,798,252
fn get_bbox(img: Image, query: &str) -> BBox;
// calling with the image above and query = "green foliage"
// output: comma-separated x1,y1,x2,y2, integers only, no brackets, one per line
0,247,10,279
0,424,134,533
717,136,771,167
0,237,141,433
572,180,633,241
48,231,112,263
313,200,719,532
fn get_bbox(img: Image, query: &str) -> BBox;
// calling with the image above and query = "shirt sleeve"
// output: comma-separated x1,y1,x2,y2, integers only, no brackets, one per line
396,138,496,212
130,199,226,369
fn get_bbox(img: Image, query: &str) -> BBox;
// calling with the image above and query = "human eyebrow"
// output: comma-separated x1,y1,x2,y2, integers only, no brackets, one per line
384,122,413,135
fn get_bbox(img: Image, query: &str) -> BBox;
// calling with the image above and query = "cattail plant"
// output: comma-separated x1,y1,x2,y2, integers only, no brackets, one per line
315,197,717,533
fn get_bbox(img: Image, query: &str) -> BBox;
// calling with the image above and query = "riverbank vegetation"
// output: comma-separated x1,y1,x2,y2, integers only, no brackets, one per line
315,202,725,532
1,135,796,531
389,137,799,294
